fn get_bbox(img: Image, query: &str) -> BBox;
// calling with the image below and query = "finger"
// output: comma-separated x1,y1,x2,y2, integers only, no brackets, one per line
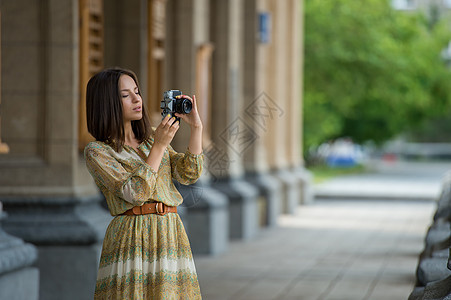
168,116,177,127
192,95,198,110
170,121,180,133
161,113,172,126
174,113,184,120
177,94,192,101
164,116,177,129
181,95,193,101
163,116,176,130
171,119,180,128
167,124,178,138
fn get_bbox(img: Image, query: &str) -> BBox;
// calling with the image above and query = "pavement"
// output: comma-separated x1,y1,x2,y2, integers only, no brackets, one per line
194,159,451,300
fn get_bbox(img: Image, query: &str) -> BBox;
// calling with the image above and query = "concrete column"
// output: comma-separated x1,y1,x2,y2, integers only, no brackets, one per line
164,0,230,255
263,0,300,215
0,1,111,299
0,203,39,300
285,0,313,205
104,0,148,94
241,0,282,228
286,0,302,169
208,0,259,240
104,0,164,107
286,0,314,205
264,0,287,169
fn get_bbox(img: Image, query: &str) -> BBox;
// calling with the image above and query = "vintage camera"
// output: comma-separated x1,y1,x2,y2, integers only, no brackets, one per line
160,90,192,121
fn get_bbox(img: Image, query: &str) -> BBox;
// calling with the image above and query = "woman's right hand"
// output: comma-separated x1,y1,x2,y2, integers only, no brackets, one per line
145,114,179,171
153,114,180,149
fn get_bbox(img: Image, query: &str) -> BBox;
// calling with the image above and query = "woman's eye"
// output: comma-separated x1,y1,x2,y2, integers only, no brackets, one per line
122,94,128,98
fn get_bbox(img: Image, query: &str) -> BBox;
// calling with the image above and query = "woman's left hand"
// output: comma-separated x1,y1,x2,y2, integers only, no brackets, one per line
175,95,203,129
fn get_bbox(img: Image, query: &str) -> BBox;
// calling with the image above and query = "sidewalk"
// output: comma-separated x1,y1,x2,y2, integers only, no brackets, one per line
194,160,449,300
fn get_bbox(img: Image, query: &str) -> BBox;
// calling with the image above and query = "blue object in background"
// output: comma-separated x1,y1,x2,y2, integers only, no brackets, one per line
326,156,357,168
322,138,362,168
259,12,271,44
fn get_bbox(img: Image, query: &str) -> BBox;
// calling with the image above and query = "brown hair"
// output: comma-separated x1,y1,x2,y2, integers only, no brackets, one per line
86,67,152,151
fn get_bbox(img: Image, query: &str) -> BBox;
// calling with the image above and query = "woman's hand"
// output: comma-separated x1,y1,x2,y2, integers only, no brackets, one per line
173,95,203,155
174,95,203,129
153,114,180,149
145,115,179,171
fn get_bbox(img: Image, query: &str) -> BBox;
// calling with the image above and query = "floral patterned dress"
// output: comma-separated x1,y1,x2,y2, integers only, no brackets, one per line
84,136,203,300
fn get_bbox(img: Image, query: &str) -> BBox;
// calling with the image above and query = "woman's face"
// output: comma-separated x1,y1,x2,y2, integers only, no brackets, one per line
119,74,142,123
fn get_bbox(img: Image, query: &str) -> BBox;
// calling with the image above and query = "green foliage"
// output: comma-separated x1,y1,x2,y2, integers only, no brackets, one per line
304,0,451,152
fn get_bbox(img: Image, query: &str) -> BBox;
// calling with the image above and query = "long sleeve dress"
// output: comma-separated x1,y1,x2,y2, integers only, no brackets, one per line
84,136,203,300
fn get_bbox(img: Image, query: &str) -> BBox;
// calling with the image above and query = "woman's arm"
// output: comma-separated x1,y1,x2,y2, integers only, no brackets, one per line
175,94,203,155
85,142,157,206
146,114,180,171
165,94,203,184
188,125,203,155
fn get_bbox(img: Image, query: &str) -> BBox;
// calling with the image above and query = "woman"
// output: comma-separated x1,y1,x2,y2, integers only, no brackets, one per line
84,67,203,299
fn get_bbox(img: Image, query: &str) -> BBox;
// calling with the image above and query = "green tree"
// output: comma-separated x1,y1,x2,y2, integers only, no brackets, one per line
303,0,451,153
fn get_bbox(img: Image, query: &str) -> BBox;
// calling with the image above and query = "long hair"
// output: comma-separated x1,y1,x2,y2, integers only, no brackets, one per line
86,67,152,151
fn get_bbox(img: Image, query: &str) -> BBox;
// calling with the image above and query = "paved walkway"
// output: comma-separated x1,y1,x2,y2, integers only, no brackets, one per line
194,160,451,300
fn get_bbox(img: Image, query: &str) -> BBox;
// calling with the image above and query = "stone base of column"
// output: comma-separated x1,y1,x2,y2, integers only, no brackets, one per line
1,195,112,300
37,244,103,300
293,166,315,205
0,267,39,300
273,169,300,215
176,180,229,256
0,210,39,300
245,171,282,228
211,178,259,240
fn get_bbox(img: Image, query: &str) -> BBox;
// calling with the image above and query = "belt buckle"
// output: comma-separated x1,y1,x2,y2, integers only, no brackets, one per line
132,206,142,215
155,202,166,216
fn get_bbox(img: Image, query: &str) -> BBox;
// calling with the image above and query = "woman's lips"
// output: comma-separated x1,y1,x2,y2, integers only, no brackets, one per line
133,106,142,112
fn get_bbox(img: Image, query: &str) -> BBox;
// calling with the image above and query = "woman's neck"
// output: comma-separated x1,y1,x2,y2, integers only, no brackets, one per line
123,121,136,145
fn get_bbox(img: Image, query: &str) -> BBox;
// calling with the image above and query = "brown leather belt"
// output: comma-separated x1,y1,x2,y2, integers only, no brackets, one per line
122,202,177,216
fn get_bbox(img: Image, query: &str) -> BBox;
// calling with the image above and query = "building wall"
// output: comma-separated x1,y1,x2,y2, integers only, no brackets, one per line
0,0,92,196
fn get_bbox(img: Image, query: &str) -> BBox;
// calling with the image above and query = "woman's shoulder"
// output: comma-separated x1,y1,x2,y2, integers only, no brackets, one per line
85,140,108,150
84,141,113,157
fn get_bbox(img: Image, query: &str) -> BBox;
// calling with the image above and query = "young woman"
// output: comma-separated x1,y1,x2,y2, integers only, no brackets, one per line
84,67,203,299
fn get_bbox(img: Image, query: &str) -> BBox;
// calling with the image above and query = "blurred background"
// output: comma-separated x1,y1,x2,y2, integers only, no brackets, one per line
304,0,451,169
1,0,451,299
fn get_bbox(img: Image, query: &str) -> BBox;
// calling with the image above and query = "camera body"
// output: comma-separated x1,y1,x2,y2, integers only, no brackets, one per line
160,90,192,121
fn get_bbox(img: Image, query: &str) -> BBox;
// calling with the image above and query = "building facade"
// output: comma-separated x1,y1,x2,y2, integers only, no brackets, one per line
0,0,310,299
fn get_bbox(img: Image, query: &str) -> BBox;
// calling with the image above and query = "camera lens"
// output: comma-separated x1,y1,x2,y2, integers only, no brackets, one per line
181,99,192,114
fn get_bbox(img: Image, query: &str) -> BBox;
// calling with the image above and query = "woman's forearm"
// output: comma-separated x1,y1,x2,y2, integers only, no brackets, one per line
146,124,202,171
146,143,166,171
188,125,203,155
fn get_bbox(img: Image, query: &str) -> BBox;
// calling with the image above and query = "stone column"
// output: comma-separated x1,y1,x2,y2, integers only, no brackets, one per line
0,8,38,299
164,0,229,255
264,0,300,215
286,0,313,205
0,203,39,300
207,0,259,240
242,0,282,228
0,1,111,299
0,10,8,155
104,0,147,89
